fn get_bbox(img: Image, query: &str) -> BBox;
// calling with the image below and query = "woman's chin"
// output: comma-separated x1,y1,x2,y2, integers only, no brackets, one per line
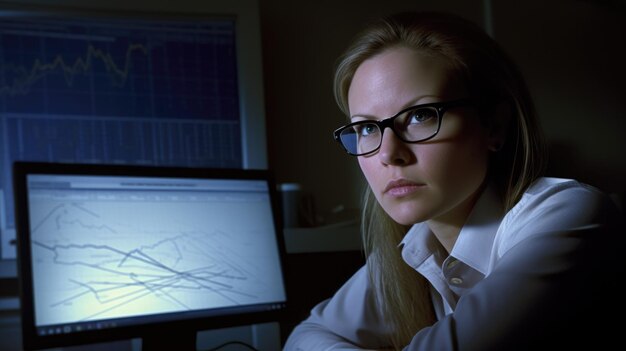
385,204,430,226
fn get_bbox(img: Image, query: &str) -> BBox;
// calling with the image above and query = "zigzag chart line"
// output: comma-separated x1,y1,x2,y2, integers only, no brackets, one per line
0,43,148,96
30,200,276,324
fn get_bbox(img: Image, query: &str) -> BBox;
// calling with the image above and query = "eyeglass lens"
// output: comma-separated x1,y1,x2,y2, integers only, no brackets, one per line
339,106,439,155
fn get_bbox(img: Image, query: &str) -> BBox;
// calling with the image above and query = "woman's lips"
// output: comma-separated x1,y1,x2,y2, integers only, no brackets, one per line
384,179,424,197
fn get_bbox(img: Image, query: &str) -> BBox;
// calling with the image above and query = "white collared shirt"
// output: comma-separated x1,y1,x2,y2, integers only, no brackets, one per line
284,178,624,350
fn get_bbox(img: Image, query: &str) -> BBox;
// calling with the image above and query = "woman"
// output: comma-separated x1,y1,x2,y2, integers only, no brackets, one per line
284,11,623,351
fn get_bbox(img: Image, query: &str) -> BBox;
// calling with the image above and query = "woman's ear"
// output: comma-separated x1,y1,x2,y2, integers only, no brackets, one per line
487,100,512,152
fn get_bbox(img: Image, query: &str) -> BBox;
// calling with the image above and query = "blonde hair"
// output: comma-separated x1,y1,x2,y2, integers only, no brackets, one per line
334,12,547,349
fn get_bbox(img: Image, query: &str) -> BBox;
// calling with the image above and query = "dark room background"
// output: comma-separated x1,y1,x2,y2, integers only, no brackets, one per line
260,0,626,223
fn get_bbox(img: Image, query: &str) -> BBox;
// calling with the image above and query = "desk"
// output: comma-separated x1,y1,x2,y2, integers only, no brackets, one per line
0,311,280,351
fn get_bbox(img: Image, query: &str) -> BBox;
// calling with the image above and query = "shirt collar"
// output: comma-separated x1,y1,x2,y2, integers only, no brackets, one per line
450,184,503,274
400,184,504,274
399,222,439,269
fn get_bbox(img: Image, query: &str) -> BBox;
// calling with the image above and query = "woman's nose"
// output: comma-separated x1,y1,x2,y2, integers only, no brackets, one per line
377,128,411,165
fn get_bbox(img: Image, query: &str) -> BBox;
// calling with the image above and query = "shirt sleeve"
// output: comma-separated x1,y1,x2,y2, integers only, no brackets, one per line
285,182,624,350
402,183,624,350
283,264,393,350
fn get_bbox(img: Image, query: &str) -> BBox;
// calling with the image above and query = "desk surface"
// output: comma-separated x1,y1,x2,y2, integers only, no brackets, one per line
0,310,280,351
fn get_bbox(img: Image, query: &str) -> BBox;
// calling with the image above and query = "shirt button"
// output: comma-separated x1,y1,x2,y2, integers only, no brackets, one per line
446,259,459,269
450,277,463,285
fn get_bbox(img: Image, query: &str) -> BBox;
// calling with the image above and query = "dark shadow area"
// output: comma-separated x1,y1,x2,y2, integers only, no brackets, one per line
280,250,365,345
546,141,625,208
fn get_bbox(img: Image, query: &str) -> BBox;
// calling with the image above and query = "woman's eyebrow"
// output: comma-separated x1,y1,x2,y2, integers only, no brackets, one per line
349,95,442,121
350,114,377,121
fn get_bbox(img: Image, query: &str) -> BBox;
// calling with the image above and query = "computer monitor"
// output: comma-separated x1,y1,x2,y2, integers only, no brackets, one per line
0,0,268,278
13,161,288,350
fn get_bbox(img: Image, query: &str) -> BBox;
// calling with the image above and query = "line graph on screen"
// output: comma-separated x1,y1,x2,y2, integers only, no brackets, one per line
1,43,149,96
29,198,281,326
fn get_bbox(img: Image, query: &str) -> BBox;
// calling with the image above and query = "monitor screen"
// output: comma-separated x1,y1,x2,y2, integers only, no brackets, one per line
14,162,287,350
0,0,268,278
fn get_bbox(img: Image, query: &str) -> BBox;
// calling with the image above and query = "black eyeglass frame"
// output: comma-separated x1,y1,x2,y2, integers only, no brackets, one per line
333,98,474,156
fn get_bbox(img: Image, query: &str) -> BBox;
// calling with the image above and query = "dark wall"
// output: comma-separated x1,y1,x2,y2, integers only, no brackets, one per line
493,0,626,202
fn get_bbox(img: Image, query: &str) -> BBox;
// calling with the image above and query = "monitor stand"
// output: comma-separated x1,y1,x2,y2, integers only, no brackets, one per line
142,330,197,351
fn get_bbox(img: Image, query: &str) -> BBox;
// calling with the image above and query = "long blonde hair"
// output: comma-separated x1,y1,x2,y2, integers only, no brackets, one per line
333,12,547,349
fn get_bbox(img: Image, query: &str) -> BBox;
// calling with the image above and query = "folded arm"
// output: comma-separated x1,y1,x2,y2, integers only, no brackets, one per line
285,184,624,350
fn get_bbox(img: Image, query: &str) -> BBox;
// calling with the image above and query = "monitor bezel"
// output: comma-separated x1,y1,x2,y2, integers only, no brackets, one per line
14,161,288,350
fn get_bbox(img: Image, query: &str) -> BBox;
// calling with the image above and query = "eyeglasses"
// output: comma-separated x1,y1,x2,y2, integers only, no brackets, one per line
333,98,474,156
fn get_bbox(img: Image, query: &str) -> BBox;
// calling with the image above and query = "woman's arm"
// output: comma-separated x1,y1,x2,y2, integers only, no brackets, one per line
402,183,624,350
284,265,393,350
286,182,624,350
407,224,620,350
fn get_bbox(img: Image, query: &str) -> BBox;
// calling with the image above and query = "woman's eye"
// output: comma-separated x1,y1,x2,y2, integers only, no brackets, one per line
355,123,378,137
407,108,437,124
